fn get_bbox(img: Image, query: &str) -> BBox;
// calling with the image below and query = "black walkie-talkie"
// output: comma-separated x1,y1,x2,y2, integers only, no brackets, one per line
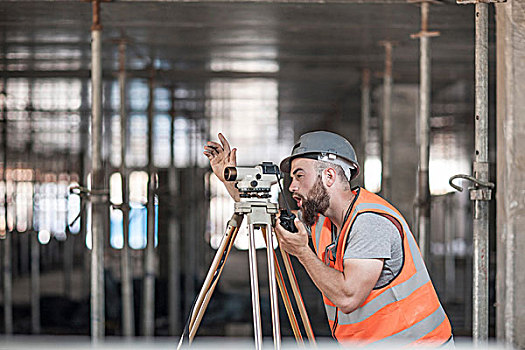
276,173,298,233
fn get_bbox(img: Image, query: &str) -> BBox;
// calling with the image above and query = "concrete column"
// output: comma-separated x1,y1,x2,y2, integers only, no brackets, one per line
496,1,525,347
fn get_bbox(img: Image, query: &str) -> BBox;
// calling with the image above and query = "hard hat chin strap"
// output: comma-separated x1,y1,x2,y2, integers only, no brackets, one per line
317,153,355,182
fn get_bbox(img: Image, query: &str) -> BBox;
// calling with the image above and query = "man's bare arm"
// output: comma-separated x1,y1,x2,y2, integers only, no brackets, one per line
275,218,383,313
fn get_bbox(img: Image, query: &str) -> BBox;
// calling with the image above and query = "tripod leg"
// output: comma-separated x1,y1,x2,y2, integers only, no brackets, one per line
265,224,281,350
280,247,316,345
262,227,303,343
188,213,243,337
248,224,263,350
188,222,240,342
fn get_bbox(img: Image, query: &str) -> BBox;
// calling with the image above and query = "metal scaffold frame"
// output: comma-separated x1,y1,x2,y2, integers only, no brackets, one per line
89,0,107,342
379,40,394,200
410,0,440,261
117,38,135,339
450,0,500,344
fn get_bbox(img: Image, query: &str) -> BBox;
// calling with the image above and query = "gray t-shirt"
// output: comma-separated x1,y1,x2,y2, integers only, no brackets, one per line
343,213,403,288
301,211,403,288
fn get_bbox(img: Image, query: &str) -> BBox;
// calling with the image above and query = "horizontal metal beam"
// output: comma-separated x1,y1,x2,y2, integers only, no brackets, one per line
0,65,482,83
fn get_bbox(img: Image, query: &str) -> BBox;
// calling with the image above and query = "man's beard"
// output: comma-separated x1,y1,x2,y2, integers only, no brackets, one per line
299,176,330,227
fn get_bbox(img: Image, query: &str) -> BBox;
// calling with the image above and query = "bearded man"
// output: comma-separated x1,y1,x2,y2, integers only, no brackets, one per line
204,131,453,347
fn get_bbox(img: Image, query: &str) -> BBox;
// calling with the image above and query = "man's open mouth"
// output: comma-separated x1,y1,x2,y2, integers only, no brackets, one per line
292,195,303,208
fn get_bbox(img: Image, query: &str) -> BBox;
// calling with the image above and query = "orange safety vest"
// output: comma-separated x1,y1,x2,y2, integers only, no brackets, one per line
310,187,452,346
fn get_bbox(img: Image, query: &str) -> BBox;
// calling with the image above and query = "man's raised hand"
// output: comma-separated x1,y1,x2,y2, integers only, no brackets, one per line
203,133,237,183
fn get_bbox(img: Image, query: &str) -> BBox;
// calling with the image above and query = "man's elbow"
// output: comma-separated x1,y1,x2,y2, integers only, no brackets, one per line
338,298,360,314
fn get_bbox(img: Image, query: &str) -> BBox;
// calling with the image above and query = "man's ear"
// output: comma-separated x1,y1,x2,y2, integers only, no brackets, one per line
323,167,337,187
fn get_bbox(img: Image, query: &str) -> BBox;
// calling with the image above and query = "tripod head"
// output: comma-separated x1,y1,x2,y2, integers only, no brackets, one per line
224,162,279,199
225,162,298,232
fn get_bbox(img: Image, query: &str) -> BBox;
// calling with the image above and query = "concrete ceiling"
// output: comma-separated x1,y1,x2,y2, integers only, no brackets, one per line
0,0,491,131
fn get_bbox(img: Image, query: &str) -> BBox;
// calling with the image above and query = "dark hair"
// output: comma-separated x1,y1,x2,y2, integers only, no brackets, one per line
315,160,351,190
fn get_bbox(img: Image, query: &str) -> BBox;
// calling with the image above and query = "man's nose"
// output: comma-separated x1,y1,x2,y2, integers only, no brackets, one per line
289,179,297,193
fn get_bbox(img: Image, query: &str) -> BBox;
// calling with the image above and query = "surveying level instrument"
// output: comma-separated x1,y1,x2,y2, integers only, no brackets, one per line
178,162,315,350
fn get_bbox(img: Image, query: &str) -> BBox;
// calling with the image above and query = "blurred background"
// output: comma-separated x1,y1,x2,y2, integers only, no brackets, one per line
0,0,523,347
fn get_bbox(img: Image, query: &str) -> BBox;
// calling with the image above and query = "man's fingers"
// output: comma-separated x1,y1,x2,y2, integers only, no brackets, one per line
229,148,237,164
208,140,223,150
204,145,219,155
218,133,231,154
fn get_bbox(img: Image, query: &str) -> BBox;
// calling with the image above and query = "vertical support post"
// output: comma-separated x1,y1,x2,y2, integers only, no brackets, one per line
27,79,40,335
64,230,73,298
31,228,40,334
142,67,156,337
184,114,196,318
472,2,490,343
411,1,440,261
452,2,496,342
360,68,371,178
168,87,180,336
416,3,431,261
90,0,105,342
444,195,456,302
2,74,13,336
80,77,91,300
380,41,393,199
118,39,135,339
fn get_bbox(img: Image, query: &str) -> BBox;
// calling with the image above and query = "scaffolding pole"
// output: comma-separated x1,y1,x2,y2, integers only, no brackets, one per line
90,0,105,342
118,39,135,339
142,68,157,338
29,99,40,334
2,73,13,336
64,227,73,299
380,41,393,200
451,0,497,344
168,87,181,336
31,225,40,334
360,68,371,178
411,1,440,261
472,3,490,343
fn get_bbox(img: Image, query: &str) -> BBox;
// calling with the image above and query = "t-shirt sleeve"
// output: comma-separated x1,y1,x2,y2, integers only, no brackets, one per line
343,212,397,260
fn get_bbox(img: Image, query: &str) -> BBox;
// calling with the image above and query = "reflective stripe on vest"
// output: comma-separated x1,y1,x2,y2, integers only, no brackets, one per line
310,188,451,345
314,215,325,254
